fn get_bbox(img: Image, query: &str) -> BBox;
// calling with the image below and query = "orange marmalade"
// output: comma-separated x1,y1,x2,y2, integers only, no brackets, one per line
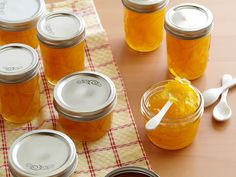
141,78,204,150
165,4,213,80
0,0,45,48
122,0,168,52
37,12,85,85
0,44,40,123
54,71,117,142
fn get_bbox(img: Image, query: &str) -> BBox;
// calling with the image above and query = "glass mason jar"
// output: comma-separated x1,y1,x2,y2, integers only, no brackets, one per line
37,12,85,86
122,0,168,52
8,129,78,177
0,44,40,123
53,71,117,142
165,4,213,80
0,0,45,48
141,80,204,150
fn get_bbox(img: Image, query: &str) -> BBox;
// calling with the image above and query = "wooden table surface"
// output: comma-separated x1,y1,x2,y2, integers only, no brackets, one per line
48,0,236,176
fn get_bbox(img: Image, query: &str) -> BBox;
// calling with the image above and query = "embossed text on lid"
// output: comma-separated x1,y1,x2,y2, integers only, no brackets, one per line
165,3,213,39
0,0,45,31
8,129,77,177
0,44,39,83
53,71,117,121
122,0,168,13
37,11,85,48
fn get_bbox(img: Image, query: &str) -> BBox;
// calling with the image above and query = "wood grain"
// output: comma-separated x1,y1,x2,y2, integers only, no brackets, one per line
47,0,236,176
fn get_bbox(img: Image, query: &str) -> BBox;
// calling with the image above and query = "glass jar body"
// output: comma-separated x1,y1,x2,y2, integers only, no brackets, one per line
124,7,166,52
58,112,112,142
0,28,38,48
167,33,211,80
0,75,40,123
141,81,204,150
39,41,85,85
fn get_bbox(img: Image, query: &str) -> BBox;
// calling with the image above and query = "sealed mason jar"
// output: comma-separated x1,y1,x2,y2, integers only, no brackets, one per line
8,129,78,177
0,44,40,123
122,0,168,52
37,12,85,86
141,79,204,150
53,71,117,142
165,4,213,80
105,166,159,177
0,0,45,48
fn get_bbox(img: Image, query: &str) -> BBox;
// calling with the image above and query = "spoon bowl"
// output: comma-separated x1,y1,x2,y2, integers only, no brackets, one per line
213,101,232,121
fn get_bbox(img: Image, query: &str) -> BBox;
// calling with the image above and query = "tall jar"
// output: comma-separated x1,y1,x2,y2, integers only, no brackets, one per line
165,4,213,80
0,44,40,123
37,12,85,86
122,0,168,52
53,71,117,142
141,80,204,150
0,0,45,48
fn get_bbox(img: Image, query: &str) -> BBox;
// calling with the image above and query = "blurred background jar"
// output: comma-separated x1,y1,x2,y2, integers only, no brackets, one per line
0,0,45,48
122,0,168,52
37,11,85,86
141,79,204,150
0,44,40,123
53,71,117,142
165,4,213,80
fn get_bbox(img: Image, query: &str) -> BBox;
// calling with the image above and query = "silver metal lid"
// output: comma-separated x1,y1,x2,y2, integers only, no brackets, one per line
105,166,160,177
165,3,213,39
53,71,117,122
8,129,78,177
0,0,45,31
0,44,39,84
121,0,168,13
37,11,86,48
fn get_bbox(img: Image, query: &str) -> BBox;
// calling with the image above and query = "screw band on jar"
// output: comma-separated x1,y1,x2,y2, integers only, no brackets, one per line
8,129,78,177
54,71,117,141
164,3,213,40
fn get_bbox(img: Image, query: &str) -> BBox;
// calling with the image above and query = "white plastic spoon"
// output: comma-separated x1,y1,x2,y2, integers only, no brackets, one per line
145,100,173,131
213,74,232,121
203,77,236,108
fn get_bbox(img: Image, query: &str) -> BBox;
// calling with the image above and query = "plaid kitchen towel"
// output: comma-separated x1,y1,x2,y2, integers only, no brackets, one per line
0,0,150,176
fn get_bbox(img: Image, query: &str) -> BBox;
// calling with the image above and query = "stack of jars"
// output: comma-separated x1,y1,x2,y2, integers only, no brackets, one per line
0,0,117,143
121,0,213,150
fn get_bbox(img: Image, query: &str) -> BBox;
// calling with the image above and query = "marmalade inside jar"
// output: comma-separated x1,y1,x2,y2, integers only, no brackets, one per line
0,75,40,123
39,41,85,85
0,28,38,48
167,33,211,80
144,78,202,150
124,7,166,52
58,112,112,142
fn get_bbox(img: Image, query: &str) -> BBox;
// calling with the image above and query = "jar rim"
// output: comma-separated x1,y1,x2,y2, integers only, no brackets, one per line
122,0,168,13
141,80,204,124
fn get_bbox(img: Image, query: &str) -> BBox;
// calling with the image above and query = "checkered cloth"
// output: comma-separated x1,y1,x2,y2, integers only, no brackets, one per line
0,0,150,176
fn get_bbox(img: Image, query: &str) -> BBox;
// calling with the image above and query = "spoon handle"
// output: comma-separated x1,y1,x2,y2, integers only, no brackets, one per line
221,74,233,102
220,77,236,93
145,100,173,131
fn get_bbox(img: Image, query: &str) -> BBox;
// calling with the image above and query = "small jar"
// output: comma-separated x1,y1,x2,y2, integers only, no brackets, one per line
0,0,45,48
8,129,78,177
0,44,40,123
122,0,168,52
37,12,86,86
53,71,117,142
141,80,204,150
165,4,213,80
105,166,159,177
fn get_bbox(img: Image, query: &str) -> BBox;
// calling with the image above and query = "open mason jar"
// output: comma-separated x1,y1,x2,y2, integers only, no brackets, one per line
141,79,204,150
0,44,40,123
37,11,85,85
165,4,213,80
53,71,117,142
0,0,45,48
122,0,168,52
